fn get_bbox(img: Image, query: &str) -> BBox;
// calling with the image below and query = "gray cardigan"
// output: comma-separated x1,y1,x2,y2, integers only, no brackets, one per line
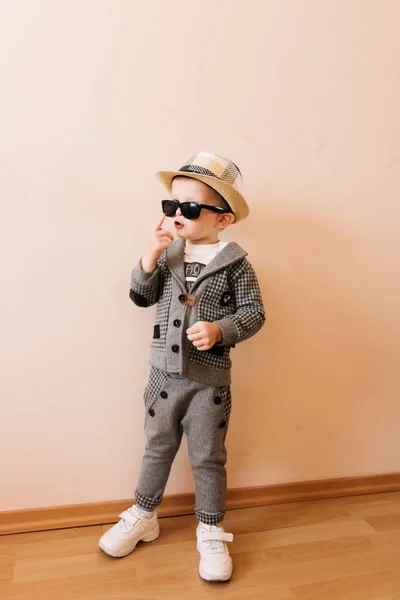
130,239,265,386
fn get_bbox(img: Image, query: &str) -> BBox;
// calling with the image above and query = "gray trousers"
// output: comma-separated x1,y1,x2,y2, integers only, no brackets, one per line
135,368,232,525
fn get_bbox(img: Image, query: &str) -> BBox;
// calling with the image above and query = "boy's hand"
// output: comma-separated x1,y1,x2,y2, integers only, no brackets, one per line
187,321,222,351
141,216,174,272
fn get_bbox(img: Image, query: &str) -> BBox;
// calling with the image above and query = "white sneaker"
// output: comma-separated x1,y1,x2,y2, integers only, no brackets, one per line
99,505,160,558
196,523,233,582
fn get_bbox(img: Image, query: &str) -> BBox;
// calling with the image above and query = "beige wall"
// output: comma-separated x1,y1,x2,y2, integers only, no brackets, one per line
1,0,399,511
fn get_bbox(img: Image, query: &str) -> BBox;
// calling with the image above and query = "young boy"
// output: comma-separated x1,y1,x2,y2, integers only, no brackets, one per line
99,151,265,582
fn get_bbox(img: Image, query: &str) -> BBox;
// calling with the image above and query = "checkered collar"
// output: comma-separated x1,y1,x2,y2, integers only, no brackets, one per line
166,239,247,289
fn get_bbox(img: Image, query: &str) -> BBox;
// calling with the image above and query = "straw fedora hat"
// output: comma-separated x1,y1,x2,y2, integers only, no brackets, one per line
156,151,249,223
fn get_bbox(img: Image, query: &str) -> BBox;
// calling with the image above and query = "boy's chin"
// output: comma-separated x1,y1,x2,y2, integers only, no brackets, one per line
175,230,190,240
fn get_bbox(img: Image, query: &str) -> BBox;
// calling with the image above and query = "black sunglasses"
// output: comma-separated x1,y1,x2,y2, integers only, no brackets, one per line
162,199,232,221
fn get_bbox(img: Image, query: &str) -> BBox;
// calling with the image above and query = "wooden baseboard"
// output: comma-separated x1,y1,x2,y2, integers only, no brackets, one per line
1,472,399,536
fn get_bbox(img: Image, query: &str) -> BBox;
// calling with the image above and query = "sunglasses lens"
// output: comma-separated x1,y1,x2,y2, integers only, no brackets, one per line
162,200,177,217
181,202,201,220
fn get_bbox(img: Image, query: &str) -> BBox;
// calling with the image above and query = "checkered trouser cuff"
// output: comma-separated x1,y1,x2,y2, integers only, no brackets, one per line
135,491,163,511
195,507,225,526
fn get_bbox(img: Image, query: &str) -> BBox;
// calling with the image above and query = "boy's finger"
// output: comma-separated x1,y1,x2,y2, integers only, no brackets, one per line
196,343,209,351
155,215,166,230
187,332,203,341
155,229,172,240
186,323,202,335
192,340,206,348
155,227,174,241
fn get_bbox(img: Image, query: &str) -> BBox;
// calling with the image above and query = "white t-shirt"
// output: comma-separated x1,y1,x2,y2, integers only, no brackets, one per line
184,241,228,291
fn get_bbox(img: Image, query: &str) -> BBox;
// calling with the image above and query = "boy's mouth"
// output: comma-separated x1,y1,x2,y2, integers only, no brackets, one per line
174,219,184,230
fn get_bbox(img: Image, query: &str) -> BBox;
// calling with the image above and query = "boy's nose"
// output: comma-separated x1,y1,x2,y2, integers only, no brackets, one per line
176,206,182,217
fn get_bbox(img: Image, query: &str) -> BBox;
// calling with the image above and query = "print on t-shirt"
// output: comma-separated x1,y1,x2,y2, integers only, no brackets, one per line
184,261,206,290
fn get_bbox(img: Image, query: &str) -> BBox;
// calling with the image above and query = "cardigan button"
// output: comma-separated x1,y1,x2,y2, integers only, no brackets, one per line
178,293,187,303
148,408,155,417
171,345,180,353
173,319,181,327
160,391,168,399
214,397,222,405
219,420,226,429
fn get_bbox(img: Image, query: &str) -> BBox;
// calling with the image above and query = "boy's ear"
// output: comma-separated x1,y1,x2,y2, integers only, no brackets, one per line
218,212,235,229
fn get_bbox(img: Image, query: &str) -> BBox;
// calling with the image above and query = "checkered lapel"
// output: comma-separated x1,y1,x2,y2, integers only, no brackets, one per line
165,239,186,287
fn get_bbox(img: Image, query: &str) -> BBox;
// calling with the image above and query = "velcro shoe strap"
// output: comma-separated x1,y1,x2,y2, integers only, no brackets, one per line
119,510,138,525
203,531,233,543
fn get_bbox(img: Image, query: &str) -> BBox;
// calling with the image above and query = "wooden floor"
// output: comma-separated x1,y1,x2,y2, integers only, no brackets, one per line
1,492,400,600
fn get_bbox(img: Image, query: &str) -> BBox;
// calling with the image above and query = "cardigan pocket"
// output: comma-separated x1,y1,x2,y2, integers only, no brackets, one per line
188,343,232,371
196,272,236,323
150,273,173,351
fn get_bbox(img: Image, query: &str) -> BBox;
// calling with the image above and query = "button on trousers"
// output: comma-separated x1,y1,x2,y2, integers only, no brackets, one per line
135,368,232,525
